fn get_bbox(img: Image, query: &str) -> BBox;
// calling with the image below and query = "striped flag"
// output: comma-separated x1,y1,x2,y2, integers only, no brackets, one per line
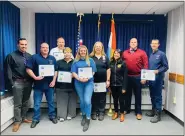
76,17,83,53
107,19,116,60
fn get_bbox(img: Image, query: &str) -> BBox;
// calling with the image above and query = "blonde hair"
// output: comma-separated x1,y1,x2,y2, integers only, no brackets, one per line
89,41,106,57
64,47,72,53
74,45,90,66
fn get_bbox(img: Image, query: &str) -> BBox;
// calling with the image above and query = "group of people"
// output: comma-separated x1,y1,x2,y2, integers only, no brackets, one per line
4,37,169,132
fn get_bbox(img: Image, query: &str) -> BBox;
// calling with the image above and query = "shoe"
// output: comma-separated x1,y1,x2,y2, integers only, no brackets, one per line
91,114,97,120
112,112,118,120
98,113,104,121
67,117,72,120
59,118,65,122
146,110,155,117
150,110,161,123
120,114,124,122
22,119,32,123
30,121,39,128
136,114,142,120
12,123,20,132
50,118,58,124
83,118,90,132
81,115,86,126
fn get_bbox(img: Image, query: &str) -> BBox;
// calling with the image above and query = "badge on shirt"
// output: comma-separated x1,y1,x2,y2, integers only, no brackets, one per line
48,60,53,64
102,56,106,63
156,55,160,60
117,64,122,68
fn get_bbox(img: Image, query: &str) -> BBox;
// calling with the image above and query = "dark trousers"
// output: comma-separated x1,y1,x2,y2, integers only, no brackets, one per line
111,86,126,113
126,76,142,114
149,74,164,112
12,81,32,123
92,92,106,115
56,88,77,119
33,88,56,121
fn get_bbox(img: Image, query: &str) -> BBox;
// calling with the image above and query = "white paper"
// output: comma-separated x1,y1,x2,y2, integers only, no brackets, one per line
57,71,72,83
53,52,64,61
141,69,155,81
78,67,93,78
39,65,54,77
94,82,106,92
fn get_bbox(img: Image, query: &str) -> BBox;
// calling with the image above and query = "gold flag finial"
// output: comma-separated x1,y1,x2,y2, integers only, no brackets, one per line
112,13,114,19
77,13,84,22
98,14,101,20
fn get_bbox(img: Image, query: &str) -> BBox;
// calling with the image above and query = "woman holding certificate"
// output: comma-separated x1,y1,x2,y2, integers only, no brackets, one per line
55,47,77,122
71,45,97,132
89,42,110,121
110,49,128,122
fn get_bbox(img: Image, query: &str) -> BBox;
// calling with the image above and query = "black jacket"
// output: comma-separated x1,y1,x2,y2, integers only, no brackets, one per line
110,58,128,90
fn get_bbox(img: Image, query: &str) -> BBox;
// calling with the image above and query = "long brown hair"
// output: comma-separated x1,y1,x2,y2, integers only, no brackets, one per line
74,45,90,66
89,41,106,57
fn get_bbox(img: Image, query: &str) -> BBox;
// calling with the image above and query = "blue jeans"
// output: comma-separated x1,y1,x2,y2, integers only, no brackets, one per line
149,74,164,112
75,81,94,119
33,88,56,121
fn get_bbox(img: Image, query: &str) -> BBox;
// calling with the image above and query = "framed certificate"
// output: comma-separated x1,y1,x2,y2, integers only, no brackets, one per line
78,67,93,78
57,71,72,83
39,65,54,77
141,69,155,81
53,52,64,61
94,82,106,92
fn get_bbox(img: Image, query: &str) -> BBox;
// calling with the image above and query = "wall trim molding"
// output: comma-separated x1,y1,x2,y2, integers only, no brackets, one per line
169,72,184,85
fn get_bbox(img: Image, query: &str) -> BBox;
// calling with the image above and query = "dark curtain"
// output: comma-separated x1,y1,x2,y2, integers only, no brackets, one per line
35,13,167,56
0,1,20,92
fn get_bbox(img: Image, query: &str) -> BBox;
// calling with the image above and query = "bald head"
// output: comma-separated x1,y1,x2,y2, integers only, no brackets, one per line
57,37,65,48
130,38,138,49
40,42,49,55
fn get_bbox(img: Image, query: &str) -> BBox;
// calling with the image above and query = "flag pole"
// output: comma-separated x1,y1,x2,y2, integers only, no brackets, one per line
107,12,115,117
98,14,101,41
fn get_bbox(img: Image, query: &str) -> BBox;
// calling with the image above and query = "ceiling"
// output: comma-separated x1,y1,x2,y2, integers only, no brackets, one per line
10,0,184,14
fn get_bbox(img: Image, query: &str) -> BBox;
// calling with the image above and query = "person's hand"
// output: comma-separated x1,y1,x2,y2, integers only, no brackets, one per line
106,81,110,88
49,80,55,87
34,76,44,80
122,90,126,94
108,87,111,94
78,78,88,82
154,70,159,74
141,80,146,84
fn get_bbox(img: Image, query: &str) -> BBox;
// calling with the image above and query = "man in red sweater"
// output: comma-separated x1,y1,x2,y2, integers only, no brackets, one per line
122,38,148,120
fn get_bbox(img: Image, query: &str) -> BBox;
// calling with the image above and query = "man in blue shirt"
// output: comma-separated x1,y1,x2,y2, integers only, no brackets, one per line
146,39,169,123
26,43,58,128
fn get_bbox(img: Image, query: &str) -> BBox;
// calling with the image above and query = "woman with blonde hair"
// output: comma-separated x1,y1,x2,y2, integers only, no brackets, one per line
71,45,97,132
55,47,77,122
89,41,110,121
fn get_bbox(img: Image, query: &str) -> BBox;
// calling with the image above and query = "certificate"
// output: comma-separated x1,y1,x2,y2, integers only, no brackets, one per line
53,52,64,61
141,69,155,81
39,65,54,77
57,71,72,83
78,67,93,78
94,82,106,92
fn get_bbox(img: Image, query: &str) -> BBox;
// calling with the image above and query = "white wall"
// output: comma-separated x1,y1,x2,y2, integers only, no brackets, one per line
20,9,35,55
164,4,184,122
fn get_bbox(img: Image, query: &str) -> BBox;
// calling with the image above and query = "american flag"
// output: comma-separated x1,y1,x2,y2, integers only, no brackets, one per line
76,18,83,53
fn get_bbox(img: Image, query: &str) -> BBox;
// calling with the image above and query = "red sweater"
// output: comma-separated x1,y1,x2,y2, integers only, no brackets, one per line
122,49,148,76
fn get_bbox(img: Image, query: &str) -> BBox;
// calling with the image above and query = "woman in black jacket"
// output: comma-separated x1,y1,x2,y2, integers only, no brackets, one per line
110,49,128,122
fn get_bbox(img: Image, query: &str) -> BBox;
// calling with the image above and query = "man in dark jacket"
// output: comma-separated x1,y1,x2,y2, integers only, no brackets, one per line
146,39,168,123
